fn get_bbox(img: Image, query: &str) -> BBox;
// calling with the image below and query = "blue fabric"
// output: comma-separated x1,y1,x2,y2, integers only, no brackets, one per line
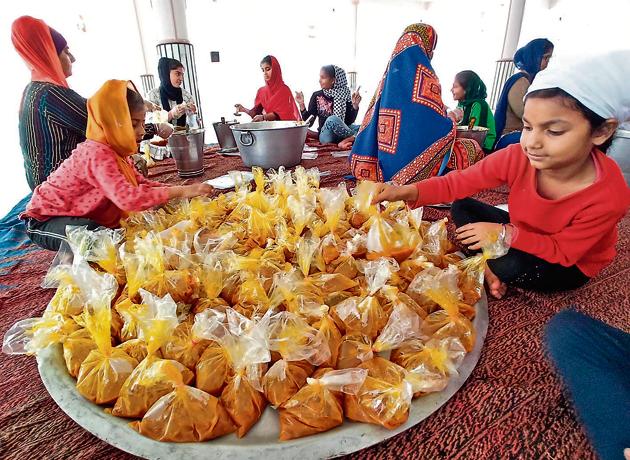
545,309,630,460
493,131,521,151
494,38,553,142
319,115,359,144
0,194,37,290
350,29,453,184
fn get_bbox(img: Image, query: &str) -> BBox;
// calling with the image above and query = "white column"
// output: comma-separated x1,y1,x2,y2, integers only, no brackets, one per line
489,0,527,108
153,0,189,42
500,0,526,59
348,0,360,90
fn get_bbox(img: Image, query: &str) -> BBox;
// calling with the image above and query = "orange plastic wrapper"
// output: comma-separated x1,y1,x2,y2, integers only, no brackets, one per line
390,337,466,395
262,359,313,407
413,265,476,351
73,265,139,405
63,328,97,378
336,332,374,369
344,357,413,429
366,212,420,263
278,368,367,440
456,232,508,305
131,363,236,442
313,314,342,368
113,290,192,418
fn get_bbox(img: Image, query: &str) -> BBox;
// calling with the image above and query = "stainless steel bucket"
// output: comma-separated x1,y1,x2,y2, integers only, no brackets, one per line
212,118,239,150
167,128,205,177
231,121,307,169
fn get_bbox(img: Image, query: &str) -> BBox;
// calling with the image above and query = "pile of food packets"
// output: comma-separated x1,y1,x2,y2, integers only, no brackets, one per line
3,167,506,443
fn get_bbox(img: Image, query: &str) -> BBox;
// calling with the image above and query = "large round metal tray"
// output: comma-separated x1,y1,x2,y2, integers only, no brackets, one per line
37,293,488,460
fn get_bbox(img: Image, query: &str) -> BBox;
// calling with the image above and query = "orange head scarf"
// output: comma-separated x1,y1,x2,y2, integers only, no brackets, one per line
86,80,142,186
11,16,68,88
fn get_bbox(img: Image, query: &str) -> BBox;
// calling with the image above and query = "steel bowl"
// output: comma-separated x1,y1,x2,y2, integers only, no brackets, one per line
231,121,307,169
456,126,488,146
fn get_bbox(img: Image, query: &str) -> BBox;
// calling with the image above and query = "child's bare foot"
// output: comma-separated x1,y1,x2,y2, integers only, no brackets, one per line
485,266,507,299
338,135,355,150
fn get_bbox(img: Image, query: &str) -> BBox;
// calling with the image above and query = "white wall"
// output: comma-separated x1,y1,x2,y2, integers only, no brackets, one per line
2,0,629,216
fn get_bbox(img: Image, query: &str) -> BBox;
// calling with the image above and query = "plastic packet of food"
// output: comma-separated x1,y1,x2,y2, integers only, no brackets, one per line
287,193,317,236
199,308,271,438
312,314,342,368
2,311,79,355
141,268,200,305
66,225,125,281
114,296,148,342
278,368,368,440
269,269,327,323
456,232,509,305
344,357,413,429
160,320,210,370
73,265,138,405
116,338,152,363
296,236,320,277
331,296,387,340
228,170,252,194
193,229,238,255
131,362,235,442
121,232,165,301
262,359,314,408
366,213,420,263
63,327,97,377
158,220,195,270
42,267,86,317
416,265,476,351
313,233,342,271
336,332,374,369
318,183,349,235
246,206,275,247
390,337,466,395
267,166,294,197
372,302,423,353
408,206,424,232
268,311,329,362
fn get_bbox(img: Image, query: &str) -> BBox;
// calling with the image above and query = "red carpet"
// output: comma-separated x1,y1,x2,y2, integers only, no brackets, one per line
1,146,628,459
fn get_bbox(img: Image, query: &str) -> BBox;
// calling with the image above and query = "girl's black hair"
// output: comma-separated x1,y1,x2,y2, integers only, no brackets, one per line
321,65,336,80
126,88,145,113
261,55,272,66
526,88,614,151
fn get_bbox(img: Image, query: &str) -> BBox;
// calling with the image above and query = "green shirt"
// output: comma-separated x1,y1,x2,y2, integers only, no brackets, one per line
458,101,497,151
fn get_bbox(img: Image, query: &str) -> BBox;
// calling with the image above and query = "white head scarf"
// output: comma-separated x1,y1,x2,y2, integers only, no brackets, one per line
527,50,630,130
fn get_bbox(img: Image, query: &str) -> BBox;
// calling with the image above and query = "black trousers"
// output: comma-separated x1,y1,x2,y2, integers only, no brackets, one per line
451,198,590,292
25,216,100,251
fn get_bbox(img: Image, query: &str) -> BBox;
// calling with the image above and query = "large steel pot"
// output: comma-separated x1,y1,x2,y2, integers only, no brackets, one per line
167,128,205,177
231,121,307,169
212,117,239,150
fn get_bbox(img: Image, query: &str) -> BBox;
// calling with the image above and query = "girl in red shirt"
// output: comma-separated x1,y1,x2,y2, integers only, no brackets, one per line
22,80,212,251
373,52,630,298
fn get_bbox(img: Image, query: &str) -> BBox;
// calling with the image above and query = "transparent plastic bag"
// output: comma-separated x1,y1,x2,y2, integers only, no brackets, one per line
2,312,78,355
66,226,125,281
332,295,387,340
131,363,236,442
161,321,211,370
344,357,413,429
416,266,476,351
372,303,423,353
262,358,313,408
312,314,342,368
336,332,374,369
270,269,327,323
74,264,139,405
390,337,466,395
287,193,317,237
63,327,97,377
366,213,420,263
278,368,367,440
296,236,320,277
121,232,165,301
267,311,331,366
318,183,349,235
456,232,509,305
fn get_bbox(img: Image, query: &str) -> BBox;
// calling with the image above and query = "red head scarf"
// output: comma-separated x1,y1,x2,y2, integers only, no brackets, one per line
254,56,300,121
11,16,68,88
